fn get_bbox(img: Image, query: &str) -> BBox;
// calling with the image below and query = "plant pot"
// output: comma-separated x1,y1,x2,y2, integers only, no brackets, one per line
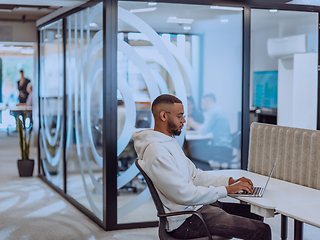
17,159,34,177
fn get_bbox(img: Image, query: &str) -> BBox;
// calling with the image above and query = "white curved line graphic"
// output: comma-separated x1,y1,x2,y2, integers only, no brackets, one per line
118,7,187,146
117,163,139,189
117,77,136,156
117,188,151,219
40,125,63,167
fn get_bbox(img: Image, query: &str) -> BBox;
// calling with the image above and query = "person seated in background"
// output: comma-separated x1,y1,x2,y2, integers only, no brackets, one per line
188,93,232,160
117,100,126,138
133,94,271,240
186,96,204,130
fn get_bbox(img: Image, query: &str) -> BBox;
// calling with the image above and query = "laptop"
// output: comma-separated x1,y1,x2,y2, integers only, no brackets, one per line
228,158,278,198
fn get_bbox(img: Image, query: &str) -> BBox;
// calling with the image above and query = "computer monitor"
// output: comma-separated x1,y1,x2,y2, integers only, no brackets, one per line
252,71,278,109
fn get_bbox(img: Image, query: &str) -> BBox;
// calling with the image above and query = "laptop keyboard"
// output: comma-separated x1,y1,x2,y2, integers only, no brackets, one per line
244,187,263,196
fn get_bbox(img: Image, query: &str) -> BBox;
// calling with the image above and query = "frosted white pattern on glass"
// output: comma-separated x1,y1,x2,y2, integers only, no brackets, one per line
39,19,64,188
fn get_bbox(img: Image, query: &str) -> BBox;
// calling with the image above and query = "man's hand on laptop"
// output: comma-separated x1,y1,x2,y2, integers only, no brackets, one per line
226,177,254,194
229,177,253,186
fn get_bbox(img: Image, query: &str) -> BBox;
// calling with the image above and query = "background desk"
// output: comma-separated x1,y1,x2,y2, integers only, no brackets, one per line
0,106,33,111
0,106,33,135
209,169,320,240
185,130,212,141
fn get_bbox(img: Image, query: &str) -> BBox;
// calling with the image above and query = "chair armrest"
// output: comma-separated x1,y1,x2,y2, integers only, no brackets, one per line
158,210,212,240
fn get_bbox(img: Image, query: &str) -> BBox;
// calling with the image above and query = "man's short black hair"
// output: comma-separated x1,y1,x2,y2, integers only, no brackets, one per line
203,93,216,102
20,70,24,73
151,94,182,113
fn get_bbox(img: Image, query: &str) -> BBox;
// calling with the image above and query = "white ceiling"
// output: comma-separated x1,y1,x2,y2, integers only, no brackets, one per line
118,2,318,34
0,0,86,7
0,0,88,21
0,0,318,32
251,9,318,31
288,0,320,6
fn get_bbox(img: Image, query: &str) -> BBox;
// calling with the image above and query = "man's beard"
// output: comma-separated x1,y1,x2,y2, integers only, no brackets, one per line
168,120,181,136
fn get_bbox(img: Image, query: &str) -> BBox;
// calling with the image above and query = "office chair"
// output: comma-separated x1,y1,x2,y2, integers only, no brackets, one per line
136,116,151,128
135,160,230,240
189,131,242,170
211,131,241,169
231,131,241,150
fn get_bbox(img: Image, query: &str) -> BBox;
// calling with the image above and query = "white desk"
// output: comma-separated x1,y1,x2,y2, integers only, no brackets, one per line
0,106,33,135
209,170,320,240
185,130,212,141
0,105,32,111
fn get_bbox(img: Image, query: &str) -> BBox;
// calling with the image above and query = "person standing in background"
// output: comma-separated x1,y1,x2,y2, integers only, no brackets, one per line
17,70,30,104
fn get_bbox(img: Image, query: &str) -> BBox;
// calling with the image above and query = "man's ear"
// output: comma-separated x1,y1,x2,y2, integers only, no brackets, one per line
159,110,166,122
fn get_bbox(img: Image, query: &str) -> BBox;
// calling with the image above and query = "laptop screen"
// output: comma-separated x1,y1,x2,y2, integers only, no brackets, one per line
263,158,279,190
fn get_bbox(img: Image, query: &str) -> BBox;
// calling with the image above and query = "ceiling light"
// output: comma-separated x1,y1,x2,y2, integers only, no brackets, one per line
129,7,156,13
269,9,278,13
183,26,191,31
0,5,14,11
167,17,194,24
221,19,229,23
89,22,98,27
14,7,40,11
210,6,243,11
148,2,157,6
14,7,50,12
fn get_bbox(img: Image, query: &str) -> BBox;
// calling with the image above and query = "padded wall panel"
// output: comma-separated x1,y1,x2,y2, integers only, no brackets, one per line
248,122,320,190
248,124,258,172
292,130,303,185
310,133,320,189
283,129,294,182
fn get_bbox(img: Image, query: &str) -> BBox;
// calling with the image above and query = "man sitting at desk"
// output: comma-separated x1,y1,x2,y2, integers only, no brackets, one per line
188,93,233,161
133,94,271,240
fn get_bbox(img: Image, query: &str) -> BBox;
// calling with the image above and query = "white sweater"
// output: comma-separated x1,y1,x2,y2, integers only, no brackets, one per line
132,129,229,231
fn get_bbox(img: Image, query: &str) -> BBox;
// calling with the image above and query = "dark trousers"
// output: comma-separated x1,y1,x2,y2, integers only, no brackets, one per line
171,201,271,240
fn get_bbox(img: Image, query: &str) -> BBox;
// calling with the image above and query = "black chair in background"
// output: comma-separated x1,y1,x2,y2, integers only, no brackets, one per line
188,131,241,170
135,160,229,240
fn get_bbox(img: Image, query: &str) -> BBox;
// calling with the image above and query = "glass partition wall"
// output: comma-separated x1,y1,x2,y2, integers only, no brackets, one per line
38,0,246,230
39,1,105,226
65,3,104,220
250,9,318,130
39,19,64,190
116,1,243,224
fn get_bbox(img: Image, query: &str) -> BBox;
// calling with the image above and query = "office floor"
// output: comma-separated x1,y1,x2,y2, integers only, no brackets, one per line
1,130,320,240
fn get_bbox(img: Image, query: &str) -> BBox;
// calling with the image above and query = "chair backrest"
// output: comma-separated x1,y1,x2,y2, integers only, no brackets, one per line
135,159,166,215
231,131,241,150
135,160,175,240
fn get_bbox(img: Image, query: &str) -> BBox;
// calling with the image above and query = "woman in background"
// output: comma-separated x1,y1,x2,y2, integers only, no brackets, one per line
17,70,30,104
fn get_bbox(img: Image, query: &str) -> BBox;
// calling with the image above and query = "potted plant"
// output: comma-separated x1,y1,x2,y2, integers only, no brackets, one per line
17,111,34,177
